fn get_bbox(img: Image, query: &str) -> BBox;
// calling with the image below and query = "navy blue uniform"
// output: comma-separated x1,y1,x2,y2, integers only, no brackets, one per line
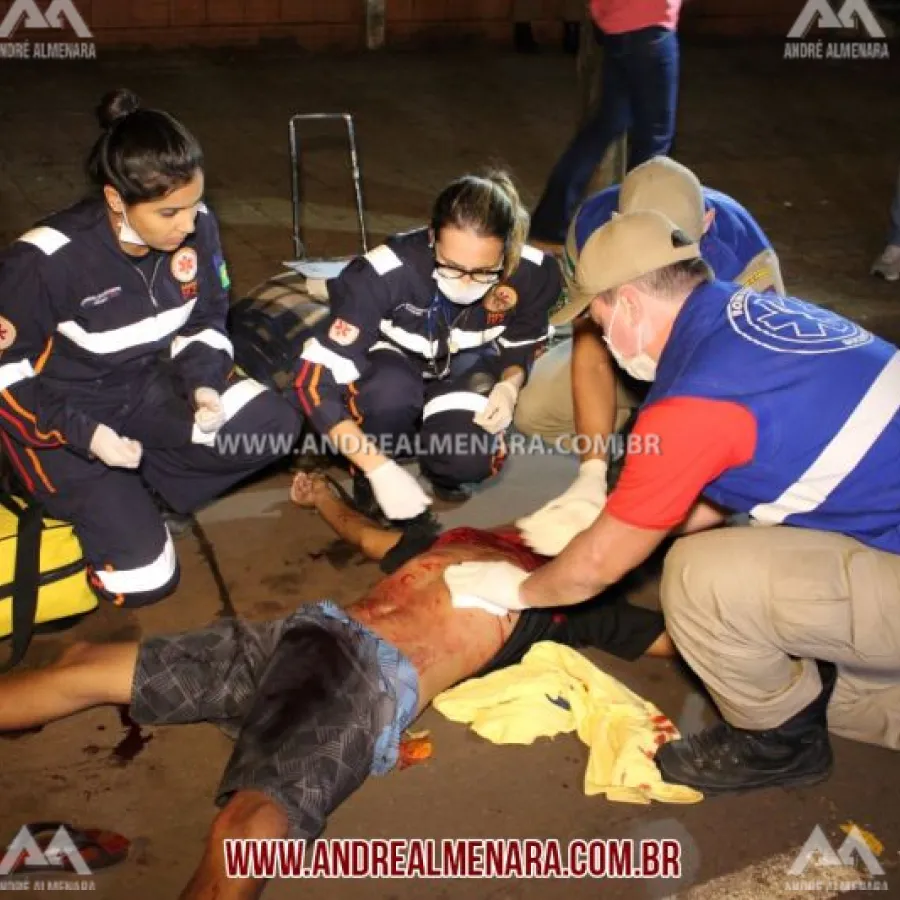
295,228,561,489
0,199,300,607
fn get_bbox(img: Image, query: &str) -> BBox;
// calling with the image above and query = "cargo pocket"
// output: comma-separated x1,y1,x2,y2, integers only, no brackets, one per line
769,547,854,659
846,550,900,662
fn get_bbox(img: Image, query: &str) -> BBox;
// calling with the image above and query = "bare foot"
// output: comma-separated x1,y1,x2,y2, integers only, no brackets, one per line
290,471,331,508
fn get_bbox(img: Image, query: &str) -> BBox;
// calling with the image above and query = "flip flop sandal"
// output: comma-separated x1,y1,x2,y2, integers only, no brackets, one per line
8,821,130,874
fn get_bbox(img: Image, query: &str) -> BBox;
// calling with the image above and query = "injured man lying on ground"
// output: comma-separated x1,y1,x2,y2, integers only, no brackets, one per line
0,472,673,900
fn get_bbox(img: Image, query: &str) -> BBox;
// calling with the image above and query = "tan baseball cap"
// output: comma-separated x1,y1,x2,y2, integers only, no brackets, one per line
550,209,703,327
619,156,706,241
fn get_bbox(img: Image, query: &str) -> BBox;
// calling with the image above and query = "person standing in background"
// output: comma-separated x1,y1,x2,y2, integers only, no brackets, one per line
529,0,683,246
871,165,900,281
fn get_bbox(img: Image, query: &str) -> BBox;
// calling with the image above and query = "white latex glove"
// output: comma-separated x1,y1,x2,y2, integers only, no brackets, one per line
367,459,433,520
444,561,529,615
516,458,608,557
89,423,143,469
194,387,226,434
473,381,519,435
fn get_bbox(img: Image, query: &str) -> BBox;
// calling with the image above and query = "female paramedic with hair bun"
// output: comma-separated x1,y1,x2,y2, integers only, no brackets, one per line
0,88,300,609
294,170,562,522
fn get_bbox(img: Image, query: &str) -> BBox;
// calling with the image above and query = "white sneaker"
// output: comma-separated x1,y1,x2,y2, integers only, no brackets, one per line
871,244,900,281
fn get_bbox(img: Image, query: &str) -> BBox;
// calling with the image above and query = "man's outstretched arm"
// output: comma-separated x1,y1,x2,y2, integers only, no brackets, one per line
290,472,403,560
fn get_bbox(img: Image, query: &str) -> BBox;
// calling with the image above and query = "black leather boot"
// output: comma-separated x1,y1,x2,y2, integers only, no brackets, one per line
428,478,471,503
150,489,194,540
656,664,836,795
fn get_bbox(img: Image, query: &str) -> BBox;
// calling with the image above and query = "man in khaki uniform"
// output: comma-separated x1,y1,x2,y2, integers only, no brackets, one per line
515,157,784,555
443,209,900,794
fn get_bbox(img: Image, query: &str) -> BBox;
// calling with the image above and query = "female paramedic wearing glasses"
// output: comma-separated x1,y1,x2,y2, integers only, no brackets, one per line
294,171,562,522
0,88,300,609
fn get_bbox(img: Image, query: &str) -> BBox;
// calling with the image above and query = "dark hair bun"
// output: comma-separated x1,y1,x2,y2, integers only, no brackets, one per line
96,88,141,130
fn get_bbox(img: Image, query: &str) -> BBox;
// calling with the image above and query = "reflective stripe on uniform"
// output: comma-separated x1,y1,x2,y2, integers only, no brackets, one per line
58,300,197,355
498,332,548,348
520,244,545,265
171,328,234,358
369,340,405,356
365,244,403,276
300,337,361,385
422,391,489,421
450,326,505,349
0,359,35,390
379,322,505,357
379,320,436,357
751,351,900,525
18,226,70,255
95,533,177,594
191,378,269,446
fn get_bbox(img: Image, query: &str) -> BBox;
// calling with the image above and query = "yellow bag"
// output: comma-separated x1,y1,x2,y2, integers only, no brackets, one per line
0,494,97,671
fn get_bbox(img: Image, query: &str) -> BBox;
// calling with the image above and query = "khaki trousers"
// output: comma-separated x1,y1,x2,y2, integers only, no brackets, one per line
661,526,900,750
513,338,637,449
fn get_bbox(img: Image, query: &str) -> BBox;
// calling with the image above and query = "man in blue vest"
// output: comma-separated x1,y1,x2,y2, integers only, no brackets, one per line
515,156,784,555
444,209,900,794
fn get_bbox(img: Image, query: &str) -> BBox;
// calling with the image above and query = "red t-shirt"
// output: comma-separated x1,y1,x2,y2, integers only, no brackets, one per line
605,397,758,530
590,0,682,34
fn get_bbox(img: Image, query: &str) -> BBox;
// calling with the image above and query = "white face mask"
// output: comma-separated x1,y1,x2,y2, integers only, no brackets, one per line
117,207,147,247
433,271,492,306
603,298,658,382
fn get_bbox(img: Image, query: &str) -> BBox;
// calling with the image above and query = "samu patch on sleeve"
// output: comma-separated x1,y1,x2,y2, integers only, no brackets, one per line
0,316,16,350
328,318,360,346
214,254,231,290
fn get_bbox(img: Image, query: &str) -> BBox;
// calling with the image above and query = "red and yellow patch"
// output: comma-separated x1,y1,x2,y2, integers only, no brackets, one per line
0,316,16,350
484,284,518,315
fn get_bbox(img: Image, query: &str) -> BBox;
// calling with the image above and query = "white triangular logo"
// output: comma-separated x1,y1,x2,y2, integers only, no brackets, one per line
0,0,93,39
838,826,886,876
0,825,92,877
788,825,886,877
787,0,885,39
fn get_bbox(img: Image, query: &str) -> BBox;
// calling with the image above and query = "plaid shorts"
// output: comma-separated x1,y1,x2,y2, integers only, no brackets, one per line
130,601,419,838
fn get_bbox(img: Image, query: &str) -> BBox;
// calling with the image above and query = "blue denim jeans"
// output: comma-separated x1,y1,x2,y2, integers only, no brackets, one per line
888,166,900,246
530,26,680,244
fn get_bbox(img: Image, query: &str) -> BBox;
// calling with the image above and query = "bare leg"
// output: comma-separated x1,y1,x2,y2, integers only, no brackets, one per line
571,318,619,464
645,631,676,658
179,791,289,900
291,472,402,560
0,641,138,731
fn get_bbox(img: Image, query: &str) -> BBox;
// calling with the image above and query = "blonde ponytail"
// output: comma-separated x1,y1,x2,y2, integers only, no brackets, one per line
483,169,530,277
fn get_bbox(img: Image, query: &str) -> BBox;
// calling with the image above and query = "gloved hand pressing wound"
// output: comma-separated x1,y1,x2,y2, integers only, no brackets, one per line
194,387,226,434
444,560,530,616
473,381,518,435
517,458,608,557
367,459,433,521
89,423,143,469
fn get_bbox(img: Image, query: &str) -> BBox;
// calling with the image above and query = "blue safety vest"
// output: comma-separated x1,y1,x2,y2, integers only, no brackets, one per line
644,280,900,553
570,186,773,283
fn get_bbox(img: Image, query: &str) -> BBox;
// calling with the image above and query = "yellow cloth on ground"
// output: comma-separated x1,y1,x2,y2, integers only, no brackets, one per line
433,641,703,805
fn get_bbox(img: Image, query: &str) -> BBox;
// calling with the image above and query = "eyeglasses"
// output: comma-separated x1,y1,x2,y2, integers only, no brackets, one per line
434,257,505,285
